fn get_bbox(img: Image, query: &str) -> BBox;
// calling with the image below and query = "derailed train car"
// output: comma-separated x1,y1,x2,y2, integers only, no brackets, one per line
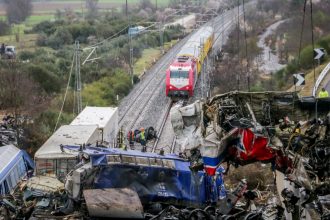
1,144,259,219
61,145,228,218
171,91,330,219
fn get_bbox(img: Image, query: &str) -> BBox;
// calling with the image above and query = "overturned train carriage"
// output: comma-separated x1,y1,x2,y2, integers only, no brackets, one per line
63,145,226,210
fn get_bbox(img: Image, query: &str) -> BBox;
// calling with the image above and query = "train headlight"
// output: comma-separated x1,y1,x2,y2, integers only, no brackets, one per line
186,86,190,90
169,86,173,89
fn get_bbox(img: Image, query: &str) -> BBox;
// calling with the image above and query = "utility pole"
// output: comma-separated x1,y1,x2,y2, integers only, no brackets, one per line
201,39,205,98
74,41,82,114
159,21,164,54
129,33,134,85
125,0,128,18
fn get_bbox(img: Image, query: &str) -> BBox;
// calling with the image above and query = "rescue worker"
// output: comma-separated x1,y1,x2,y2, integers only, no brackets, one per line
318,87,329,98
215,166,227,200
0,43,5,56
140,127,146,152
209,166,227,204
127,130,135,149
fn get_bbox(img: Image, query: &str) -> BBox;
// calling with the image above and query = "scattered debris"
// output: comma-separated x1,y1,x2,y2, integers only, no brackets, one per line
170,91,330,218
1,91,329,219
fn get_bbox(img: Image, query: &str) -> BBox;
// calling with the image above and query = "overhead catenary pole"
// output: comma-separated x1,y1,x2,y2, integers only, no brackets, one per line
159,21,164,54
236,0,240,91
201,38,205,98
125,0,128,18
129,31,134,85
75,41,82,114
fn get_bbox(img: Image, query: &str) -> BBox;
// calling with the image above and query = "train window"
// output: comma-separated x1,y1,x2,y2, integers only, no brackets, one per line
107,155,121,164
170,70,189,78
121,155,136,165
162,159,175,169
135,157,150,166
150,158,163,167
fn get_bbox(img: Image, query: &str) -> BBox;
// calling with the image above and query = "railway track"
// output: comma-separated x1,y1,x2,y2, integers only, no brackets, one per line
118,3,256,153
118,37,190,130
152,99,173,153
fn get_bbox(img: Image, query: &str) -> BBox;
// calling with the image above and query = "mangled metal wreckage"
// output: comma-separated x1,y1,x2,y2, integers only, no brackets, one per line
1,91,329,219
171,91,330,219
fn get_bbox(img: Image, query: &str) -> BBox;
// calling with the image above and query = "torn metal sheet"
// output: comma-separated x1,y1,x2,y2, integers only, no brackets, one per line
83,188,144,219
26,176,64,193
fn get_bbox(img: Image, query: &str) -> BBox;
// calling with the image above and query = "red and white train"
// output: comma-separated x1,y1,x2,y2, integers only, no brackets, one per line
166,26,214,98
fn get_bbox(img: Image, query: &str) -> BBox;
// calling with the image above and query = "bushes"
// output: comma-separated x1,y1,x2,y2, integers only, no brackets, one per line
299,45,314,69
47,27,73,49
19,51,36,61
82,69,132,106
0,20,10,36
25,64,61,94
33,20,65,35
67,22,96,43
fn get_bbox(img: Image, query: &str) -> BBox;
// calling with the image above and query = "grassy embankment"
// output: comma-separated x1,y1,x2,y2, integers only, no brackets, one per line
83,39,178,106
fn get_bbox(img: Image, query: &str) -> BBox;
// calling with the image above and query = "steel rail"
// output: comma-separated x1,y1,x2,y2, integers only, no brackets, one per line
152,99,173,153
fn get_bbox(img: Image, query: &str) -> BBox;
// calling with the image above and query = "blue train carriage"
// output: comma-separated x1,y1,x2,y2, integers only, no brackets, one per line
63,145,226,207
0,145,34,195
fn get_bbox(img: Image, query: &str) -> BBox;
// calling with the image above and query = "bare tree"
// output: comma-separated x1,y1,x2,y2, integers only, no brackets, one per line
86,0,99,19
0,63,45,148
4,0,32,24
139,0,154,11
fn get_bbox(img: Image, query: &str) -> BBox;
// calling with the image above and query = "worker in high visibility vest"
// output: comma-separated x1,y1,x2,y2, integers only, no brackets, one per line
318,88,329,98
140,128,146,152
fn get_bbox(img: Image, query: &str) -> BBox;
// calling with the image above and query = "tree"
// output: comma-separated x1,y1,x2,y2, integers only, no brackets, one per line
0,63,45,148
139,0,154,10
0,20,10,35
4,0,32,24
86,0,99,19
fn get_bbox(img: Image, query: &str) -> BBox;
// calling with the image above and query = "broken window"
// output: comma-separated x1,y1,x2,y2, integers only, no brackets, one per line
121,155,136,165
150,158,163,167
107,155,121,164
135,157,150,166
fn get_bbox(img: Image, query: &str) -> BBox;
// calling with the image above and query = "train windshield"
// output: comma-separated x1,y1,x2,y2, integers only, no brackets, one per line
170,70,189,78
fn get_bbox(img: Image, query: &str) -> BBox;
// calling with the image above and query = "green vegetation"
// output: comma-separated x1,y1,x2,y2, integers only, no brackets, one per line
82,69,132,106
26,15,55,25
0,1,184,153
274,34,330,90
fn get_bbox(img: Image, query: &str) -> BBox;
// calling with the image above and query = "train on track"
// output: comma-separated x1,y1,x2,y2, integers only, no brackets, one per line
166,26,214,98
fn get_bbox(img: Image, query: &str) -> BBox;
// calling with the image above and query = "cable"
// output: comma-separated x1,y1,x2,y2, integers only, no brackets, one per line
85,25,130,49
310,0,318,119
243,0,250,91
84,6,185,50
53,54,75,133
237,0,240,91
298,0,307,67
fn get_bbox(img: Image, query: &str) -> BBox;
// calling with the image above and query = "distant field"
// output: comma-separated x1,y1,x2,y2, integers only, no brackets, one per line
0,33,38,50
0,0,170,26
0,0,170,15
